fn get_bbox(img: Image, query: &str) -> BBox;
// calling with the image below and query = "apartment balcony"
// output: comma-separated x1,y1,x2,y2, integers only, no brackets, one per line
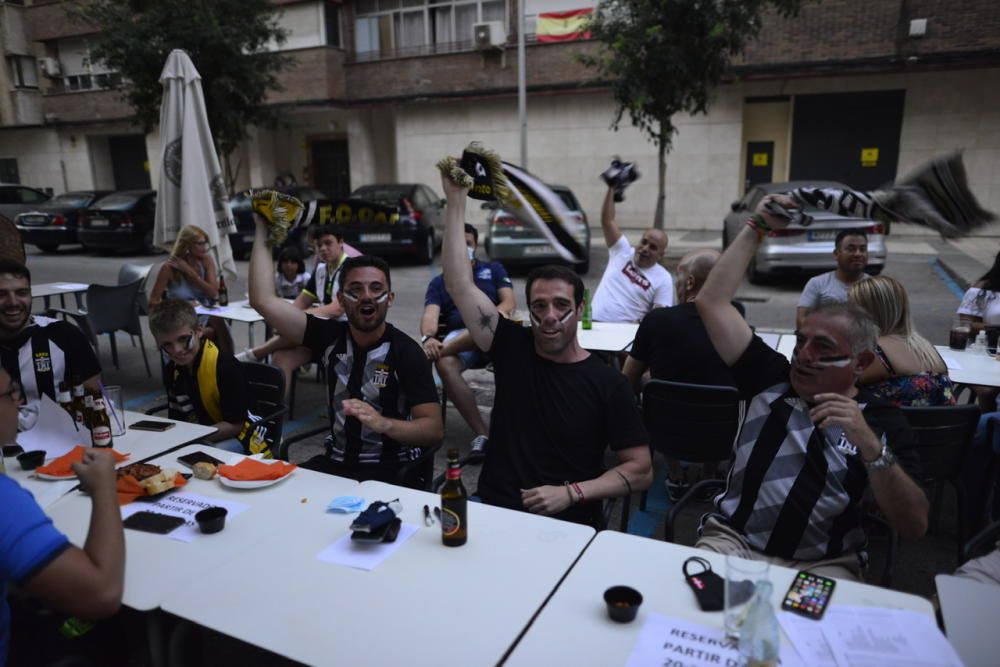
41,87,131,125
265,46,347,105
26,1,97,43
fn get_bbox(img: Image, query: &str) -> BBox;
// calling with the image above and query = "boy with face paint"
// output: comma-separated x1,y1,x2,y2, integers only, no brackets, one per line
248,214,442,482
439,172,652,527
149,300,251,452
692,194,929,580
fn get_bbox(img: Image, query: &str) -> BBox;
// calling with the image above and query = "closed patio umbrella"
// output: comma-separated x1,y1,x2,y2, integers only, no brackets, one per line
154,49,236,279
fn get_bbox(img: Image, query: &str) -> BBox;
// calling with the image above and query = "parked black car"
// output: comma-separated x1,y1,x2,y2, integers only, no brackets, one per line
337,183,446,264
229,186,331,260
15,190,113,252
78,190,159,253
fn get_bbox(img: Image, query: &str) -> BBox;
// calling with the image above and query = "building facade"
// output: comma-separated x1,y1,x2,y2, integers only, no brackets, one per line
1,0,999,233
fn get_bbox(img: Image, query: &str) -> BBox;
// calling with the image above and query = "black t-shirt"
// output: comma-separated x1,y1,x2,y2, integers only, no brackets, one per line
164,343,248,427
0,316,101,407
478,317,648,523
630,302,737,386
302,316,438,466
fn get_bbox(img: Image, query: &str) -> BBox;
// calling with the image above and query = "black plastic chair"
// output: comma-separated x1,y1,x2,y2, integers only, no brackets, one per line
48,279,152,376
118,262,153,316
640,380,743,543
961,520,1000,564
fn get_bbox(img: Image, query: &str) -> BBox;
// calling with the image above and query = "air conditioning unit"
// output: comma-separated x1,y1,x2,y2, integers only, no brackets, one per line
473,21,506,50
38,57,61,77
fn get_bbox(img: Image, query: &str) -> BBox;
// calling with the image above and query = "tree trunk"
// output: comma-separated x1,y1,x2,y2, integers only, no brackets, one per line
653,120,668,230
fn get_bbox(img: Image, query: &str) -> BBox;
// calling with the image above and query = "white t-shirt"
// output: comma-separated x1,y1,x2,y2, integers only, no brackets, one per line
591,236,674,322
957,287,1000,326
275,270,310,299
797,271,870,309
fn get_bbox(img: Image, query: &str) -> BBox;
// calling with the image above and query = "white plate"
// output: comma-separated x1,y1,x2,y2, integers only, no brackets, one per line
35,471,77,481
217,469,294,489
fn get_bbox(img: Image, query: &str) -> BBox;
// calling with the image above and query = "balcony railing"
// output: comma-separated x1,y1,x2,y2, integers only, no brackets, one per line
346,34,540,63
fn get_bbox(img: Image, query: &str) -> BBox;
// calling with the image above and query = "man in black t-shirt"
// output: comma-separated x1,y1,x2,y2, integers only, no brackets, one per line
692,194,928,580
439,174,652,526
623,249,736,500
0,260,102,432
248,215,442,482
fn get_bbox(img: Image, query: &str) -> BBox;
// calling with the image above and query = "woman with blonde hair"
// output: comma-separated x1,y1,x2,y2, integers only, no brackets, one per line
149,225,233,353
848,275,954,406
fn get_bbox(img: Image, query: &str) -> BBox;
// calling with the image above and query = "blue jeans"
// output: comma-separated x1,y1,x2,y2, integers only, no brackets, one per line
443,328,487,371
208,437,245,454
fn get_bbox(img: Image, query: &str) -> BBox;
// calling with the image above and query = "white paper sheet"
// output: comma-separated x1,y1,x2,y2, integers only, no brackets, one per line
16,393,88,459
942,356,962,370
315,523,418,571
52,282,89,291
194,305,225,315
820,606,963,667
779,611,838,667
625,613,803,667
121,490,249,543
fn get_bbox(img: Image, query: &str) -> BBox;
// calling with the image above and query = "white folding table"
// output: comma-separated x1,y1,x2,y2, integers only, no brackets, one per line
935,573,1000,667
504,530,934,667
159,480,595,667
936,345,1000,388
578,321,639,353
31,281,88,311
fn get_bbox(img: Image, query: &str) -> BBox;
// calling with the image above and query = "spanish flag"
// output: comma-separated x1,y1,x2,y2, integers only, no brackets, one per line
536,8,593,43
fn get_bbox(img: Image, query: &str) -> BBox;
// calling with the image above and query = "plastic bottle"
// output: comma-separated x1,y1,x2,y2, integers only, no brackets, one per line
974,330,989,355
582,288,592,330
737,580,779,667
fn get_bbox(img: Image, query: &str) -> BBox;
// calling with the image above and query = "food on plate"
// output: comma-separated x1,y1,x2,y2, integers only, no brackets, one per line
117,462,162,481
192,462,218,480
117,463,179,495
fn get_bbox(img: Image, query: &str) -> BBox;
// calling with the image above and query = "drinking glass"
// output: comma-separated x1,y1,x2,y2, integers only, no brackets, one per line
103,385,126,437
949,317,970,351
724,554,770,640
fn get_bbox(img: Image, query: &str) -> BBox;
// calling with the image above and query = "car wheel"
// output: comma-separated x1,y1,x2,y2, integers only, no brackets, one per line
37,244,59,253
142,229,160,255
574,258,590,275
868,265,884,276
419,230,434,265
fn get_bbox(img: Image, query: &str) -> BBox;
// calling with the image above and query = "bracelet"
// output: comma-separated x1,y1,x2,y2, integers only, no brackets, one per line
613,470,633,496
745,213,771,236
564,482,574,504
570,482,585,503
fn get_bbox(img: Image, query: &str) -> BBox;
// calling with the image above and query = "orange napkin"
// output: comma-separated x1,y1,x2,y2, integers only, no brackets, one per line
116,472,188,506
36,445,129,478
218,458,296,482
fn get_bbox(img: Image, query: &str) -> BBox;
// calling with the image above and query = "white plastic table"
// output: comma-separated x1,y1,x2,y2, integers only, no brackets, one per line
4,411,216,509
196,299,271,346
504,530,934,667
936,345,1000,388
46,444,359,612
936,574,1000,667
32,281,88,311
160,480,596,667
578,322,639,353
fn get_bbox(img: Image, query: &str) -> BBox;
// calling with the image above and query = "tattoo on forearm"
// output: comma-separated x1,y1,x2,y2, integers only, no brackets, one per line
477,307,496,335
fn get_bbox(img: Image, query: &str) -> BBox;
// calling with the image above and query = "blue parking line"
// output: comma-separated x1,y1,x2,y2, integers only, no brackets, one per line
124,389,165,410
931,259,967,300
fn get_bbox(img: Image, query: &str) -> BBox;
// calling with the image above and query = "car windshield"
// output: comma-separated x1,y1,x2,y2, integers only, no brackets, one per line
51,193,95,207
351,187,410,206
93,193,144,209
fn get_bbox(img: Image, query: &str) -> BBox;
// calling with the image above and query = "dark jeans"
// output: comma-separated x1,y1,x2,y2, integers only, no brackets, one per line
301,455,408,484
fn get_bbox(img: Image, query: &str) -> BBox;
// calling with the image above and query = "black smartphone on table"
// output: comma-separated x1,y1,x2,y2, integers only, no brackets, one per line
781,571,836,620
177,452,225,469
123,511,186,535
130,420,176,432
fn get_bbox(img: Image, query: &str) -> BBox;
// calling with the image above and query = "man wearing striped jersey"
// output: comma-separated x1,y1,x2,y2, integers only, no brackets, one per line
693,194,928,581
0,260,101,432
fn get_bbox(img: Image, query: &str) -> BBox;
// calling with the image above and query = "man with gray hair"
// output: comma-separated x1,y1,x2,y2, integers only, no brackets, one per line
692,194,928,581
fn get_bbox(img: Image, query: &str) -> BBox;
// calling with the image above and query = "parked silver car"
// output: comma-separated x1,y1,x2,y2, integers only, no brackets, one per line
484,184,591,274
0,184,50,225
722,181,887,283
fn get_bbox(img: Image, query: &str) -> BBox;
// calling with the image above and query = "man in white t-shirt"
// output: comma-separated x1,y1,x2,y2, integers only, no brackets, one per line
591,185,674,322
796,229,870,329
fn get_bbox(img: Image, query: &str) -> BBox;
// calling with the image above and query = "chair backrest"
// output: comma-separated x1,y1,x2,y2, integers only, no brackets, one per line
240,361,287,445
85,279,144,336
642,380,743,462
900,404,980,483
119,263,153,316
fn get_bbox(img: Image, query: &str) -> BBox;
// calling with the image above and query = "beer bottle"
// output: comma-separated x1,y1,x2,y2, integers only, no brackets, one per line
71,382,86,430
57,381,73,416
441,448,467,547
582,288,592,330
88,389,113,449
218,274,229,307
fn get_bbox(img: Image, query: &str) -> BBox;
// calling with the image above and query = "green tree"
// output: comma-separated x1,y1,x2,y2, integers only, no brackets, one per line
580,0,808,228
80,0,292,192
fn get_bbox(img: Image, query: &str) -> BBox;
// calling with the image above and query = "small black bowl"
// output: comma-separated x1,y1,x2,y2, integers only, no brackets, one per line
17,450,46,471
195,507,228,534
604,585,643,623
2,444,24,458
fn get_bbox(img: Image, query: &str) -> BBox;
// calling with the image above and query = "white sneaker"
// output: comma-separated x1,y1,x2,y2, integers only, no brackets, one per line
468,435,488,463
235,348,258,362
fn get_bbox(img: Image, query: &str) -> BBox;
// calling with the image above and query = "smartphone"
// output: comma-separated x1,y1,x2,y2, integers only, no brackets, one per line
130,420,176,432
782,571,836,620
177,452,225,469
123,511,186,535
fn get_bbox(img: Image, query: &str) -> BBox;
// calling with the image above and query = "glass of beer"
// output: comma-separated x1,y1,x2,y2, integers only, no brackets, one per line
949,317,970,351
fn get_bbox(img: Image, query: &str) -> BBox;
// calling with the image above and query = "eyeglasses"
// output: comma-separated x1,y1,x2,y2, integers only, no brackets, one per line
0,381,22,403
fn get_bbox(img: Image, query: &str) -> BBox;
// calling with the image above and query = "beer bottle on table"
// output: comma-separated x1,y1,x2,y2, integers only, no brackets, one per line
582,288,592,330
441,448,467,547
71,381,86,430
87,389,113,449
218,274,229,307
57,381,73,415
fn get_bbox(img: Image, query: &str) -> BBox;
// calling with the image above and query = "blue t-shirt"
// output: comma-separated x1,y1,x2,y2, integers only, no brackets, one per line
425,260,512,334
0,476,70,665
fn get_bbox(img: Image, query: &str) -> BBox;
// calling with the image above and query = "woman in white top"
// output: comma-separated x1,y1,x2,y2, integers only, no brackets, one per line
274,246,310,299
957,251,1000,334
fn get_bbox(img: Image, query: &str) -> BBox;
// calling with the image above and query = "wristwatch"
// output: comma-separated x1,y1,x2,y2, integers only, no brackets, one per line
421,335,432,344
864,442,897,471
